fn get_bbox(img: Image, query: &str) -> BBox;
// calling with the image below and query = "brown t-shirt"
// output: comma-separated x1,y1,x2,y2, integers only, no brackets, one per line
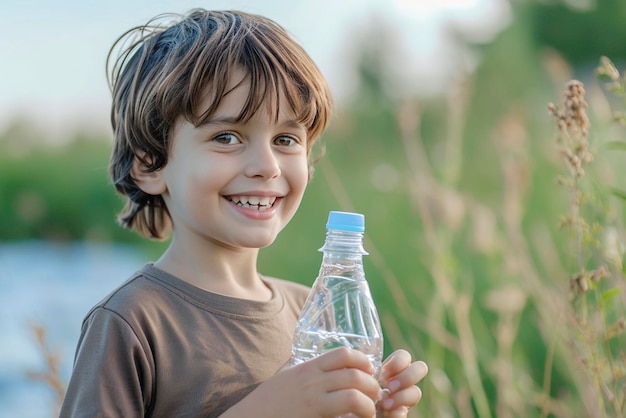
59,264,309,417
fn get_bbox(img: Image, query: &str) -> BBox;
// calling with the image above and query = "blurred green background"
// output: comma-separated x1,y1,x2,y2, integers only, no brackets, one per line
3,1,626,417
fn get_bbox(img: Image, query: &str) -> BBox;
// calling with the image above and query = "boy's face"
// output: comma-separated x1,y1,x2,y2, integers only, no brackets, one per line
156,68,309,250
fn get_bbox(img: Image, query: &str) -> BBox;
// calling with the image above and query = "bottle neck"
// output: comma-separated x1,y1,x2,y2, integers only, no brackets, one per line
318,229,367,280
319,228,368,261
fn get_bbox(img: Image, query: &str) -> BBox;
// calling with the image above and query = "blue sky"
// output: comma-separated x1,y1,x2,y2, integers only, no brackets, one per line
0,0,510,138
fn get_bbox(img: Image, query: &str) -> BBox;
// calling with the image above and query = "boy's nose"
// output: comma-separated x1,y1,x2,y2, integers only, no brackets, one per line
244,142,281,179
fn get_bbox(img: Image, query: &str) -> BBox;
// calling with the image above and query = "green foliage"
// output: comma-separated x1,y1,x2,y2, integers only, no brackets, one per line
529,0,626,66
0,121,167,256
0,125,113,240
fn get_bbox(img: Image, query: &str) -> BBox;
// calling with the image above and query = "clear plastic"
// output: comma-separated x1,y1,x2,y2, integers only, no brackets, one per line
291,212,384,375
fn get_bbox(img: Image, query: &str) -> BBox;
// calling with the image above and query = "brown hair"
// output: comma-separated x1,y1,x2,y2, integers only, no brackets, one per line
107,9,333,240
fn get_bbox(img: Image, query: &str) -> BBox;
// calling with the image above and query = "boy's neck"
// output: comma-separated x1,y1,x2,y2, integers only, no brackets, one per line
154,239,272,302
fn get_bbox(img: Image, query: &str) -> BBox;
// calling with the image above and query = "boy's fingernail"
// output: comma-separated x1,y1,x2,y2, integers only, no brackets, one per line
383,398,394,409
377,388,384,401
388,380,401,391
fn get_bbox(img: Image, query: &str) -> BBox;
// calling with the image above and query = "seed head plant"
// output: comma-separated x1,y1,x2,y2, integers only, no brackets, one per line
547,59,626,417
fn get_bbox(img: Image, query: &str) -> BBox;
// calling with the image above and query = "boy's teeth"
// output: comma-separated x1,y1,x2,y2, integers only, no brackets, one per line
229,195,276,210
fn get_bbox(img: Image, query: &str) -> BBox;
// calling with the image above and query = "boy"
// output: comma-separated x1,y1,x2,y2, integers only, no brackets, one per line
60,9,427,418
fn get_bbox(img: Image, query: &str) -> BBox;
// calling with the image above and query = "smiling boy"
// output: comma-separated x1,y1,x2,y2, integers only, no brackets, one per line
60,9,427,418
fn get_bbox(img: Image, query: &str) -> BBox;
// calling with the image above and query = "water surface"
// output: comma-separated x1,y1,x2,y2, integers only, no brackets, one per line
0,241,145,418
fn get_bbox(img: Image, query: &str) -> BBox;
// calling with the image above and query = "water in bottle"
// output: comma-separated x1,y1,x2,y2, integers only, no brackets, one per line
291,211,384,374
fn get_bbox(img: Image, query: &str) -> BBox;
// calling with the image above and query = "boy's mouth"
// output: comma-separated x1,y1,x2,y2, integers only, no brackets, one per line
226,195,277,211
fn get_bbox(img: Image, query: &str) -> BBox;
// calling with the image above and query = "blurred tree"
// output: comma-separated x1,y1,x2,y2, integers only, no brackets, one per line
528,0,626,67
1,126,141,243
346,18,398,113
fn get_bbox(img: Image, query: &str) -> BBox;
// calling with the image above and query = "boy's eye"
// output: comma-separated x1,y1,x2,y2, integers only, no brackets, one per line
213,133,241,145
274,135,298,147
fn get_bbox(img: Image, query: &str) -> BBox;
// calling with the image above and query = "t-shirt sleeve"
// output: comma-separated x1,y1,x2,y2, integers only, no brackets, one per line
59,307,153,417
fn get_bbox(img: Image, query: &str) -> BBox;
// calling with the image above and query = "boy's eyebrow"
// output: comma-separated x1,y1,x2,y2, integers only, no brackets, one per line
202,116,306,131
202,116,240,126
280,119,307,131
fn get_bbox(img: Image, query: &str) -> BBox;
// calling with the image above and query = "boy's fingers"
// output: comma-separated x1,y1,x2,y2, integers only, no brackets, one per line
327,367,383,402
379,406,409,418
316,347,375,375
379,385,422,412
378,349,412,382
324,389,377,418
382,360,428,392
380,350,411,379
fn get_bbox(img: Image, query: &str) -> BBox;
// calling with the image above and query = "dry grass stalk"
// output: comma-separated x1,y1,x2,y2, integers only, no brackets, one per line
26,323,66,416
548,76,626,417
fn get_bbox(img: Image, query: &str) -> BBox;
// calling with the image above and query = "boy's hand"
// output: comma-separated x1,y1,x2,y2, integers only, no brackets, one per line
222,347,383,418
376,350,428,418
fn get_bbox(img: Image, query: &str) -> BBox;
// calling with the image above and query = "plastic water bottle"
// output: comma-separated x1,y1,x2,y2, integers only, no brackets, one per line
291,211,384,374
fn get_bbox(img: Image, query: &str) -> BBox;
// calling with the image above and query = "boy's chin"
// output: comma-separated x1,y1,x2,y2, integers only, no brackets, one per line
241,235,279,250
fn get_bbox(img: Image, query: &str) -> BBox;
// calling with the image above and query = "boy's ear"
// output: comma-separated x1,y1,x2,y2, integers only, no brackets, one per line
130,155,167,196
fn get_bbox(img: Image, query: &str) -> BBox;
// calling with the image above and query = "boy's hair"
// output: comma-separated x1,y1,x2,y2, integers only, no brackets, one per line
107,9,333,240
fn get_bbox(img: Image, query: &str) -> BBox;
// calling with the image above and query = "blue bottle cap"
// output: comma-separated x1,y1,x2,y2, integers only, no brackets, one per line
326,211,365,232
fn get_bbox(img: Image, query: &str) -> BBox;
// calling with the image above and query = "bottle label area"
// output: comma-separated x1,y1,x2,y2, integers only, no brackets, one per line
291,275,383,373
